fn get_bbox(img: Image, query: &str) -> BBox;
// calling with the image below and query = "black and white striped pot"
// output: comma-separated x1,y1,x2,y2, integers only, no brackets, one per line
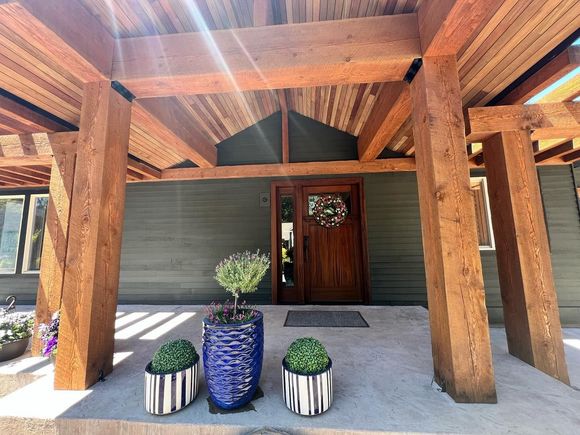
282,358,333,416
144,357,199,415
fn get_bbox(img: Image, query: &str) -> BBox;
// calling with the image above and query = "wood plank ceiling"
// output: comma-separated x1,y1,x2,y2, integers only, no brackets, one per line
0,0,577,178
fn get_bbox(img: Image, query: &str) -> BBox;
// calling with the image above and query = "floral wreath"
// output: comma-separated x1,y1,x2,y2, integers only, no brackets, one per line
313,194,348,228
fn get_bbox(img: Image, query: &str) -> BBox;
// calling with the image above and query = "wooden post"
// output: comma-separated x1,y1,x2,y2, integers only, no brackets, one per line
54,82,132,390
482,130,570,384
410,56,496,403
31,141,77,355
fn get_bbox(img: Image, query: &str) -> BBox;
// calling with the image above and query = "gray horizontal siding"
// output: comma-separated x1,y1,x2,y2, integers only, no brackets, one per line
119,179,272,304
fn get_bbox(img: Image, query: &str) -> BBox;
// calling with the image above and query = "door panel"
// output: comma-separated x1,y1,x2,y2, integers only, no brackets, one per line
305,221,362,302
303,184,364,303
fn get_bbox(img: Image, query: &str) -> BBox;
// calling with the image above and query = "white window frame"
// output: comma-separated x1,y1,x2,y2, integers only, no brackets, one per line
22,194,49,274
471,177,496,251
0,194,25,275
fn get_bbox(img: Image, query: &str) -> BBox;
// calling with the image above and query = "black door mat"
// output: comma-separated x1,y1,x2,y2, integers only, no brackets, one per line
284,310,369,328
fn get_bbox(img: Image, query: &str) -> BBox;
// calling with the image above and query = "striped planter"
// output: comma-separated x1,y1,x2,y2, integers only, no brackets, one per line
282,358,333,416
144,357,199,415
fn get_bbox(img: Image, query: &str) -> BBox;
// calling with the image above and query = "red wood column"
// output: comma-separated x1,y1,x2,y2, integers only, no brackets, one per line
482,130,569,384
31,141,77,355
410,56,496,403
54,82,132,390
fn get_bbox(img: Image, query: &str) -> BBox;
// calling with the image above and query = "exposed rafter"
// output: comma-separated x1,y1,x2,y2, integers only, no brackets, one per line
133,101,217,168
499,46,580,105
357,82,411,162
535,139,579,163
112,15,420,98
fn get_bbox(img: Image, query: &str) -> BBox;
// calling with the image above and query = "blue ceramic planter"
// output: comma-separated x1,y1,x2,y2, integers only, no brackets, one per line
202,311,264,410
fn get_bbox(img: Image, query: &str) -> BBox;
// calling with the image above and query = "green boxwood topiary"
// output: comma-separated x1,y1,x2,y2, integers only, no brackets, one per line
284,337,330,375
150,339,198,374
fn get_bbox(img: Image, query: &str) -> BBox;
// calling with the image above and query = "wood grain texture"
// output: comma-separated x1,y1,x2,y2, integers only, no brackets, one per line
535,140,578,163
78,0,421,36
358,82,411,161
162,158,416,181
31,140,76,355
55,82,131,390
0,0,114,81
134,99,217,167
127,157,161,179
482,130,569,384
112,15,420,97
418,0,504,56
465,102,580,142
0,93,69,133
253,0,274,26
410,56,496,403
499,46,580,105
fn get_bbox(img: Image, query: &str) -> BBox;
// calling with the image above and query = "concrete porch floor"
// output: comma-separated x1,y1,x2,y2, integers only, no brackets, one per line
1,305,579,434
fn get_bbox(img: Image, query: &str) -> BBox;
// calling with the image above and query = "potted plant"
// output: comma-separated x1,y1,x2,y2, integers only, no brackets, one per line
0,311,34,362
282,337,333,416
38,310,60,361
203,250,270,410
144,339,200,415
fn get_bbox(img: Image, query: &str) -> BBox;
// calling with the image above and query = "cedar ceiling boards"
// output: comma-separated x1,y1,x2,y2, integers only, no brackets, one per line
0,0,578,169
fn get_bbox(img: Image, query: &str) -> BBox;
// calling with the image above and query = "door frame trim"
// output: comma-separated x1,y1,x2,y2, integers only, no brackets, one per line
270,177,371,305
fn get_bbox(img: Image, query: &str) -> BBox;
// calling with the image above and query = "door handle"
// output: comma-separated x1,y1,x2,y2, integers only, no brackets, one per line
304,236,309,262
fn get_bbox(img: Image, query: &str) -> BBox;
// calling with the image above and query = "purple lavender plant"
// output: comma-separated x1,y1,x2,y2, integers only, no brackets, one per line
204,300,259,324
38,310,60,358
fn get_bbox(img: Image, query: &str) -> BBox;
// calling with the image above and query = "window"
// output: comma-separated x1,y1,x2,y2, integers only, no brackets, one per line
23,194,49,273
470,177,495,250
0,196,25,274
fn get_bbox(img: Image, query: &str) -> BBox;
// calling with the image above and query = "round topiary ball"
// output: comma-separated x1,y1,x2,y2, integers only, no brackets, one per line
150,339,198,374
285,337,330,375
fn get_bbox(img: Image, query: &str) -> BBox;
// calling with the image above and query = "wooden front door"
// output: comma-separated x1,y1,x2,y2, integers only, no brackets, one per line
302,184,364,302
271,178,369,304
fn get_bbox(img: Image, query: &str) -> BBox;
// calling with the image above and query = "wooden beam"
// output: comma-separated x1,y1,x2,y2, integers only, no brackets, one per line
31,140,76,355
410,55,496,403
277,89,289,164
0,166,49,183
499,46,580,105
465,102,580,142
483,130,569,384
0,0,114,81
132,100,217,168
0,132,77,159
162,158,416,181
253,0,274,26
55,82,131,390
418,0,504,57
0,94,69,133
563,148,580,163
0,2,190,175
535,140,579,163
127,157,161,179
113,15,420,97
0,168,45,184
358,82,411,161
